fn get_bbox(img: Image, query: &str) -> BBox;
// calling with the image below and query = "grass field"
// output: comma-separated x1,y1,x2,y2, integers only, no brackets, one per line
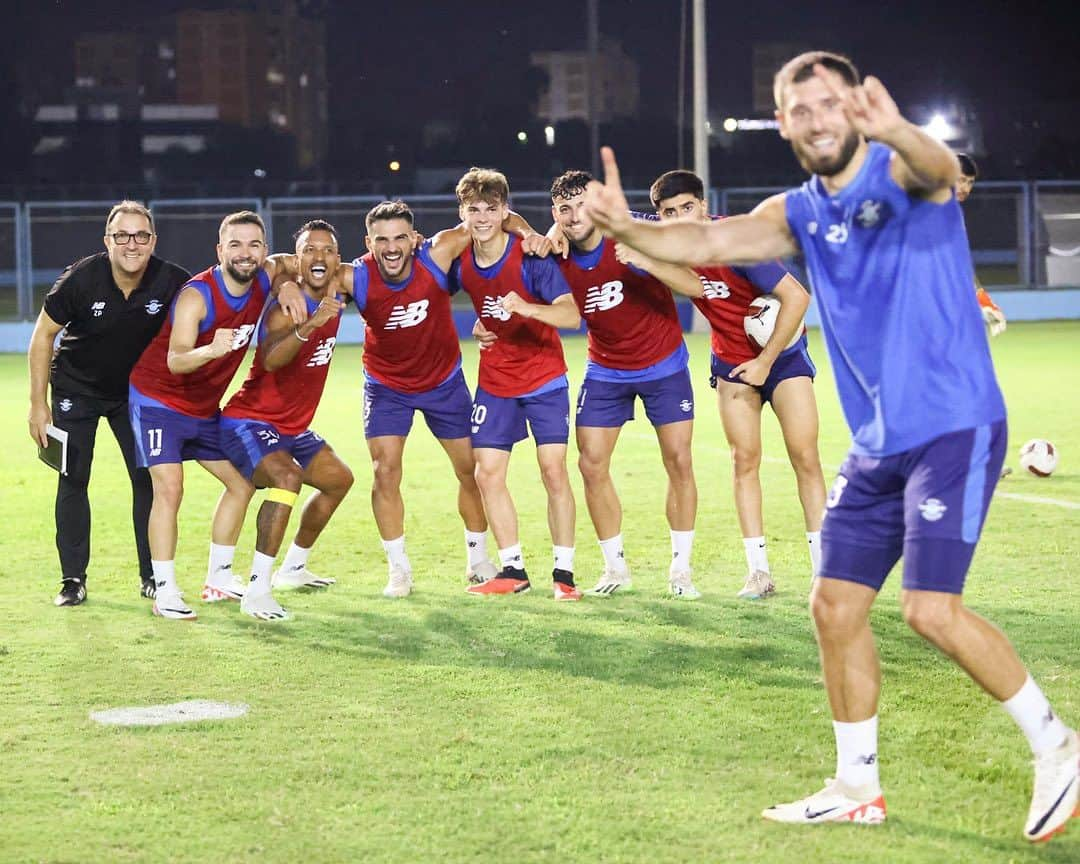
1,323,1078,864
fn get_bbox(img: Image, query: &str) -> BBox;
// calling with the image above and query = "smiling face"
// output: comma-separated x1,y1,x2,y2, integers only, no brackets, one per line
459,198,508,244
551,190,596,247
295,228,340,290
217,222,267,285
104,211,156,278
777,75,861,178
365,217,415,281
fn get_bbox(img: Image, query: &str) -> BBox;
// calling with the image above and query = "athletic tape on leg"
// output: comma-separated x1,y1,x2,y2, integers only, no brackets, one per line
266,487,298,507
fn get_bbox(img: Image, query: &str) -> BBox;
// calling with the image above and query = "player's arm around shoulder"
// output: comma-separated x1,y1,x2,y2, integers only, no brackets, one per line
615,242,703,297
501,290,580,329
426,224,471,274
166,285,230,374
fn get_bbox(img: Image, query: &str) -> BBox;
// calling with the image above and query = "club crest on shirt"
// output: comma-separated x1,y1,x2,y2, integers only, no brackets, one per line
856,199,883,228
58,398,73,412
145,299,164,315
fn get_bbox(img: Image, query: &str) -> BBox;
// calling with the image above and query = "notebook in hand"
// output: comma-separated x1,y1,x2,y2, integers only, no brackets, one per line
38,424,69,475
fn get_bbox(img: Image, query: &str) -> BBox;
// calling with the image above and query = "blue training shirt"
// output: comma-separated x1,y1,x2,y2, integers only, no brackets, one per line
784,141,1005,457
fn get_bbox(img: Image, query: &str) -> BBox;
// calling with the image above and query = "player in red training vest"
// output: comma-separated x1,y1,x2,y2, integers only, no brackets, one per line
452,168,584,601
128,211,304,620
644,169,826,600
547,170,699,599
310,199,552,599
216,220,354,620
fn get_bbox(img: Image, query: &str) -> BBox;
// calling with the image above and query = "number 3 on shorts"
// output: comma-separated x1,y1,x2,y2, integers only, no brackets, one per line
826,474,848,509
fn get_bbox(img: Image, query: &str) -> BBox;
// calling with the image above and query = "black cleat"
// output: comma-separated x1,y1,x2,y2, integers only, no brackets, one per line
140,578,157,599
54,578,87,607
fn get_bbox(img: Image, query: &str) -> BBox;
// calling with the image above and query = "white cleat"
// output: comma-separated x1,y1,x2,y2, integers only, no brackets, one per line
586,568,632,597
201,571,244,602
669,568,702,600
737,569,775,600
762,778,887,824
383,566,413,598
466,560,499,585
1025,728,1079,842
272,565,336,589
240,589,289,621
153,589,198,621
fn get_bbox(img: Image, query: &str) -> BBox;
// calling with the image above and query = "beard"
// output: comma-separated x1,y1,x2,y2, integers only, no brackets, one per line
793,129,860,177
224,261,259,284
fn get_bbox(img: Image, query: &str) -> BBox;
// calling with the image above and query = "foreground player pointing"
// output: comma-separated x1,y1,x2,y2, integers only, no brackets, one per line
585,52,1077,842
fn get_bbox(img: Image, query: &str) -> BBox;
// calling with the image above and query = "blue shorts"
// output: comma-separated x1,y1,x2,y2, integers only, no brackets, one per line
364,370,472,440
471,385,570,451
218,417,328,480
575,368,695,428
130,402,225,468
820,420,1007,594
709,344,816,404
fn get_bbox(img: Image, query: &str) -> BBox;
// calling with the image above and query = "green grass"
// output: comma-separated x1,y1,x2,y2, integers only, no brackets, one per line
1,323,1078,863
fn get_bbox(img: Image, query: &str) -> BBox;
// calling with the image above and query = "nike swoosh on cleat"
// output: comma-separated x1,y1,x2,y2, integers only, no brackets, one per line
1027,776,1076,837
804,806,840,820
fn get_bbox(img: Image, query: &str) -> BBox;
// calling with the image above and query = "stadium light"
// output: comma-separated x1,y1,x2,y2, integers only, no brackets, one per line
388,160,401,172
722,117,738,133
517,131,528,143
922,113,953,141
544,125,555,147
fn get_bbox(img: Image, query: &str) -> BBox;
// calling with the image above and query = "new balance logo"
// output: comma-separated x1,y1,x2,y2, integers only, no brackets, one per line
481,296,511,321
231,324,256,350
256,429,280,447
699,277,730,300
583,280,624,313
856,753,877,765
91,301,106,317
306,336,336,367
385,299,430,329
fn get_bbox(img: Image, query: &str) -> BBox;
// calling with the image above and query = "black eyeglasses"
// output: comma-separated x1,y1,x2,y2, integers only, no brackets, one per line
109,230,154,245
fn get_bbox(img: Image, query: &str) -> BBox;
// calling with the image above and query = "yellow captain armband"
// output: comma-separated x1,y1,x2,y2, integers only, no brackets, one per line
266,488,299,507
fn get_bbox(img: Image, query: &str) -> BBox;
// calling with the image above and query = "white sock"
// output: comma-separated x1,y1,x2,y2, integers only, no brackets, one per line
152,559,177,595
1002,675,1070,755
833,716,880,790
807,531,822,576
281,542,311,572
465,530,488,568
743,536,769,574
382,536,411,572
498,544,524,571
248,551,275,595
207,543,236,582
670,529,694,570
553,545,575,573
598,534,627,574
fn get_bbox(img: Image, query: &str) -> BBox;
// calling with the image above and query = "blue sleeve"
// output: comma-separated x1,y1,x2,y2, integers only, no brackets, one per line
732,260,789,293
179,281,216,334
447,260,463,296
522,257,571,304
350,258,369,312
415,241,450,292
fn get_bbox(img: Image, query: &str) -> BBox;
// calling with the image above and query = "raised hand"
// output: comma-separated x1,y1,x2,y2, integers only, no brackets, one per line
499,292,532,319
520,233,554,258
813,63,903,142
583,147,633,238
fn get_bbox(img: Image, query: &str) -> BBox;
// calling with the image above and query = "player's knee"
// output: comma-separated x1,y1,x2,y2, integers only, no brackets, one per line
730,444,761,478
539,461,570,495
902,595,956,643
577,450,609,484
810,588,861,636
662,445,694,480
473,462,503,493
264,463,302,494
788,445,822,477
151,475,184,510
371,457,401,489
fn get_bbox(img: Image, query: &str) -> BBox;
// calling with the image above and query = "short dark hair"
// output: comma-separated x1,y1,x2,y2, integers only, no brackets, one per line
650,170,705,208
365,200,415,232
956,153,978,179
219,210,265,239
550,170,594,201
774,50,860,110
293,219,339,245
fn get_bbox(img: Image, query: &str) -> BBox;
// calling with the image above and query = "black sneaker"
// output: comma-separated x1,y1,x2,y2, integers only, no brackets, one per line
54,578,87,607
140,578,157,599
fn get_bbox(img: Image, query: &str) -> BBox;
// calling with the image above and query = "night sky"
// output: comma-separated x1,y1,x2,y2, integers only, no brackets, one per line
2,1,1078,185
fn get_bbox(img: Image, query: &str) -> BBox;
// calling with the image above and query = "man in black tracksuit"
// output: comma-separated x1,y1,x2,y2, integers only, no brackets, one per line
27,201,190,606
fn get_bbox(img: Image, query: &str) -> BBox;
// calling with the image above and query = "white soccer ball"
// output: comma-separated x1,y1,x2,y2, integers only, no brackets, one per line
1018,439,1058,477
743,296,803,350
